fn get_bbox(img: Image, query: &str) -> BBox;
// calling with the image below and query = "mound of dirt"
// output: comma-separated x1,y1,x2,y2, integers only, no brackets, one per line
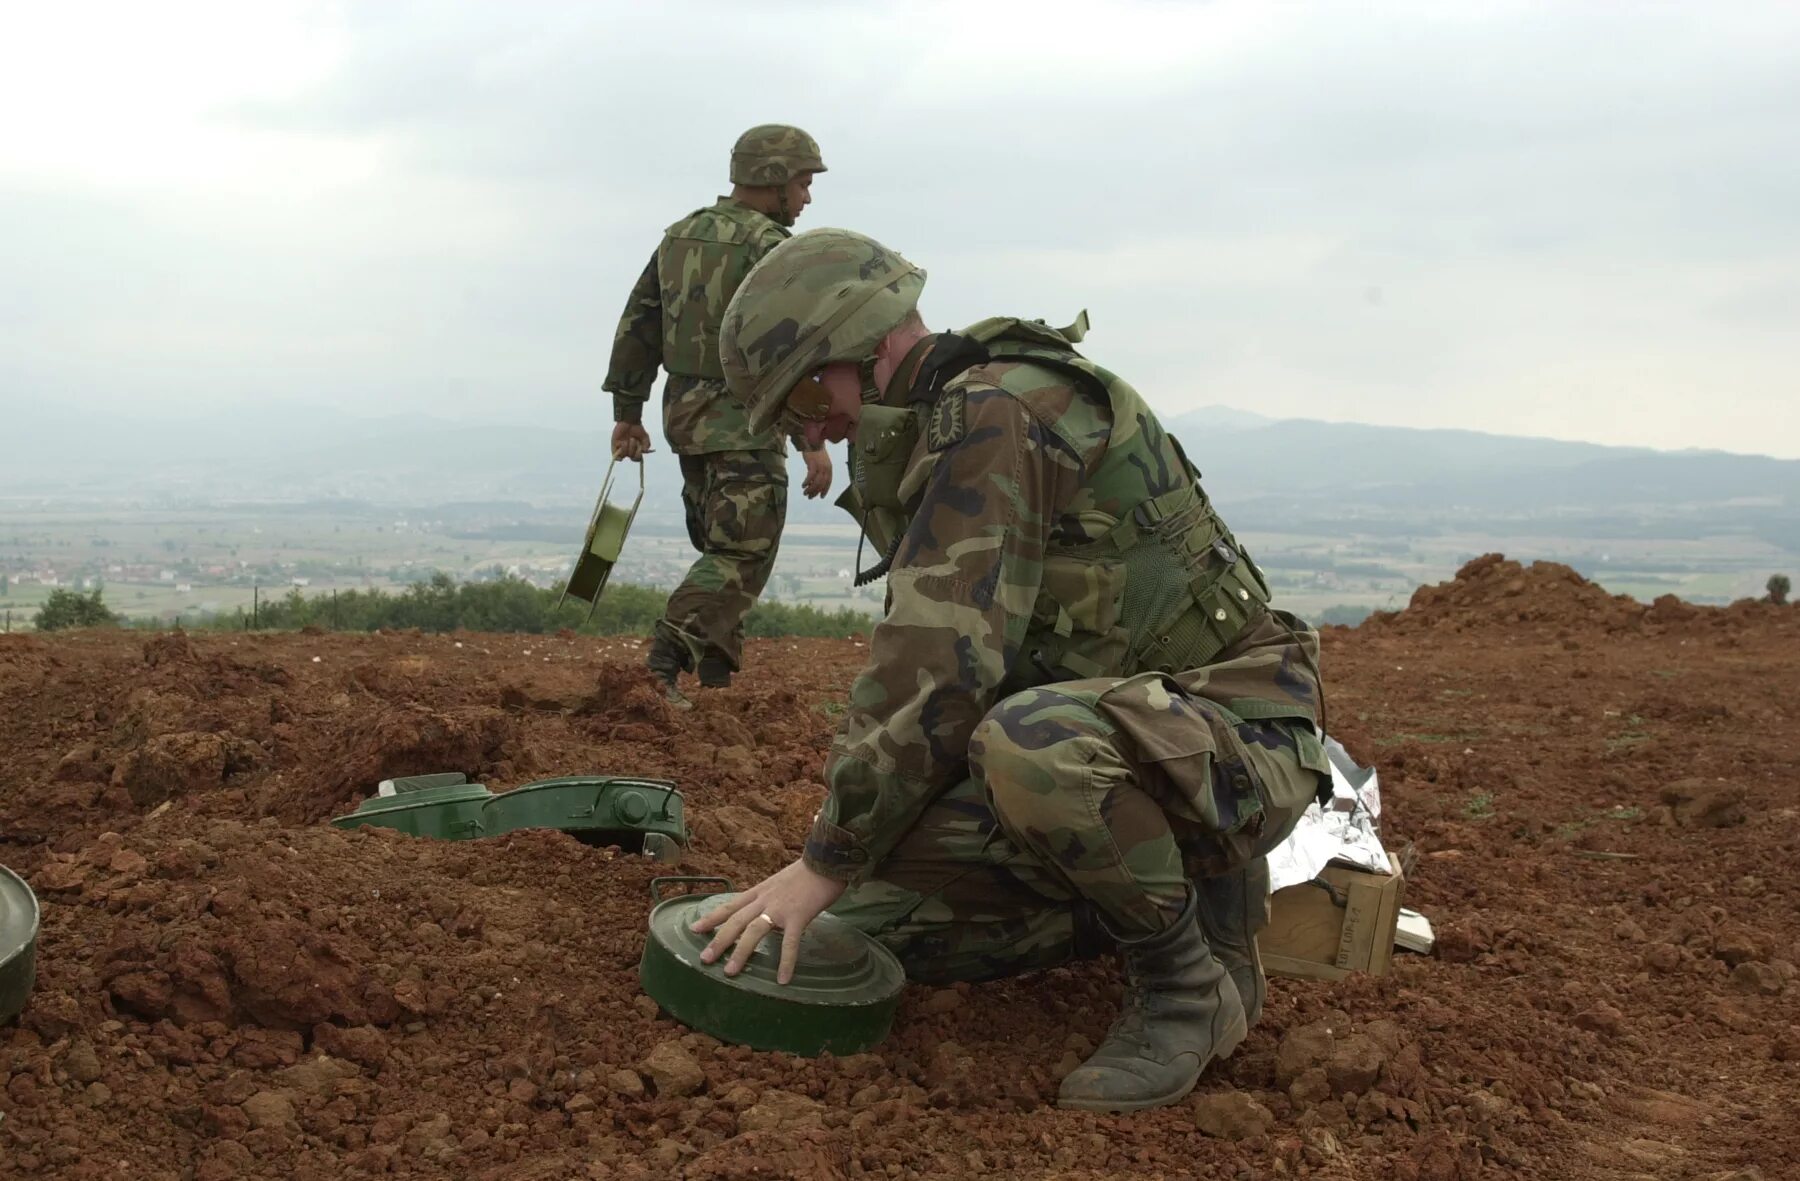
1371,552,1800,639
1372,552,1647,633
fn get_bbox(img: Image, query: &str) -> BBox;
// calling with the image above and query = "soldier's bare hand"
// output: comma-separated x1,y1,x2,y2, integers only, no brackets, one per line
801,447,832,499
691,858,847,985
612,422,653,461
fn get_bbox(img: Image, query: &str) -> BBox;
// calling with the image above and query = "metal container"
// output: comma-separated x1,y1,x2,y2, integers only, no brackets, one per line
638,877,905,1057
558,457,644,622
1,863,40,1025
482,776,684,861
329,781,495,840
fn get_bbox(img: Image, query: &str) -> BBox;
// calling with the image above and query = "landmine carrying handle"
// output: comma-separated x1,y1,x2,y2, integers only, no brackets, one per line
558,455,646,622
572,777,682,827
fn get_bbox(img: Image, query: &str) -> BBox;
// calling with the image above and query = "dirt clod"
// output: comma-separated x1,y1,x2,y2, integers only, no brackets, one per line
1574,1003,1627,1035
278,1054,360,1097
1289,1067,1332,1109
738,1089,824,1132
61,1039,104,1085
241,1090,298,1133
1731,962,1786,996
1662,780,1749,829
640,1041,706,1097
1276,1021,1337,1088
311,1023,388,1068
1193,1091,1276,1140
689,805,786,866
921,988,965,1014
1325,1033,1387,1095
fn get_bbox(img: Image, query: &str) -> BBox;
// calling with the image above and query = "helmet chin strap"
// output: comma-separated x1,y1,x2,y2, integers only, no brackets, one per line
870,335,936,407
846,332,980,588
858,355,883,403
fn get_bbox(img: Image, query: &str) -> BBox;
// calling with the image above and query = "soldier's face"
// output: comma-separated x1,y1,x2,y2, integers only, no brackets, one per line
785,363,861,445
782,173,815,222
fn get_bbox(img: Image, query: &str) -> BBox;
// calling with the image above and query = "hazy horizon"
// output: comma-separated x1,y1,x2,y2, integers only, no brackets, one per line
5,2,1799,458
8,398,1796,467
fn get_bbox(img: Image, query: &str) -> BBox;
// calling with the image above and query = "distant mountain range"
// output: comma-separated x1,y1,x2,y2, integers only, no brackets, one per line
1159,410,1798,510
6,403,1797,552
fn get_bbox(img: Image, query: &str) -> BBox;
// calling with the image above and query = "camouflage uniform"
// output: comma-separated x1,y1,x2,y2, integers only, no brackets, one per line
721,228,1330,957
719,229,1332,1109
601,126,826,679
817,346,1331,965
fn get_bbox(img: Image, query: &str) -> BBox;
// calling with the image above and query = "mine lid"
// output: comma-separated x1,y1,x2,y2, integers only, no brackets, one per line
344,781,494,817
380,772,470,796
0,864,37,971
1,863,40,1024
645,891,904,1009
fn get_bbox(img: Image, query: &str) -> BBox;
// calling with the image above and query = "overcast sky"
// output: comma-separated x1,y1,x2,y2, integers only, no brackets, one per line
4,0,1798,458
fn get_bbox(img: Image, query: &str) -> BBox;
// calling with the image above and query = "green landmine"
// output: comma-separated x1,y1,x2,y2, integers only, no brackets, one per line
329,776,497,841
328,772,687,862
638,878,905,1057
1,863,40,1026
482,776,686,862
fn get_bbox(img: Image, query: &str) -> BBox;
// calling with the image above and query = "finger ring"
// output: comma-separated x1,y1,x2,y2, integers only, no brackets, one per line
758,912,777,928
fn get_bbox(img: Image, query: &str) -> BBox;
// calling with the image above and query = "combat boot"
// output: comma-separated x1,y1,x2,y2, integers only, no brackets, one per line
696,654,733,689
1195,856,1270,1027
1057,886,1247,1112
646,636,693,710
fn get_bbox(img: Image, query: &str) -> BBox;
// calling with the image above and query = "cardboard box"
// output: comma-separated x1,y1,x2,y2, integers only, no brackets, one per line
1262,859,1405,982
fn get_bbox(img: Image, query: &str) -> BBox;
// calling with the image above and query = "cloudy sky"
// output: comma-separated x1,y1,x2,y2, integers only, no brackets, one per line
4,0,1798,457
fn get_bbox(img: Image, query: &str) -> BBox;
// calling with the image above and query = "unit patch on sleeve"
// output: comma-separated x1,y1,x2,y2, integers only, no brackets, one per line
926,389,966,452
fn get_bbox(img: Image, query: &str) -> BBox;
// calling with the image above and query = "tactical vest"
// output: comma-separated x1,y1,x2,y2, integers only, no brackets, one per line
839,316,1275,695
656,203,784,379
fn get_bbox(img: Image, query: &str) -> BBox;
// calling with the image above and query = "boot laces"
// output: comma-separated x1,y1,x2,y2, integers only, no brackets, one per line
1098,963,1156,1053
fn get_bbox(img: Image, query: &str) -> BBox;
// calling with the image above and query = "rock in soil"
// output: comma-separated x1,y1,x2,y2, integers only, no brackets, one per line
1194,1091,1276,1140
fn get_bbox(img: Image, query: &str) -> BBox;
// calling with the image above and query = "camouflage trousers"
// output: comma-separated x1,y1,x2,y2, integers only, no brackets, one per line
654,449,786,673
828,681,1326,984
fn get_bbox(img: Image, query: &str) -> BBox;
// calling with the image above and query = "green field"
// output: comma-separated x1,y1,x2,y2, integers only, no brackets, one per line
1,499,1790,632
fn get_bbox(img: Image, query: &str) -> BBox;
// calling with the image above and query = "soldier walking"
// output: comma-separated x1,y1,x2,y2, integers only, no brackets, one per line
602,125,833,705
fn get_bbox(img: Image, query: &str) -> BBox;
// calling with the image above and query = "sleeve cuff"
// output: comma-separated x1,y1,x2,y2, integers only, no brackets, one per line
801,814,871,881
612,395,644,425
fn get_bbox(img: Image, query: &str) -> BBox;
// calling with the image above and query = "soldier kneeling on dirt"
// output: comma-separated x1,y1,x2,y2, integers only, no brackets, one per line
690,229,1333,1112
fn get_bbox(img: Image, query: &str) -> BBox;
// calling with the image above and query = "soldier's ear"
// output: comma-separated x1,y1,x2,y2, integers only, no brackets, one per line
873,313,923,363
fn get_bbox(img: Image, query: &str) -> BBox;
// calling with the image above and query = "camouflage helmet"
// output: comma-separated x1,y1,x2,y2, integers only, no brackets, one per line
719,228,926,433
730,124,827,187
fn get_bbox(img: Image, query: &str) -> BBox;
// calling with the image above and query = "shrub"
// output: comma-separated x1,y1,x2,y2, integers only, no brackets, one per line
33,587,124,631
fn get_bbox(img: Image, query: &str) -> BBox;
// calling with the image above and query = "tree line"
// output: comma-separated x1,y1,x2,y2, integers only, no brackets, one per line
26,574,873,639
27,571,1799,635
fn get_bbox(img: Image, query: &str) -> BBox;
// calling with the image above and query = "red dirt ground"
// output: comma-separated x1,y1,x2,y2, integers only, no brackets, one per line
1,555,1794,1180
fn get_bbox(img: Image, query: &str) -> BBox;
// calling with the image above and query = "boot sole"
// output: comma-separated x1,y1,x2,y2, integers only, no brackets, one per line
1054,1012,1250,1113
